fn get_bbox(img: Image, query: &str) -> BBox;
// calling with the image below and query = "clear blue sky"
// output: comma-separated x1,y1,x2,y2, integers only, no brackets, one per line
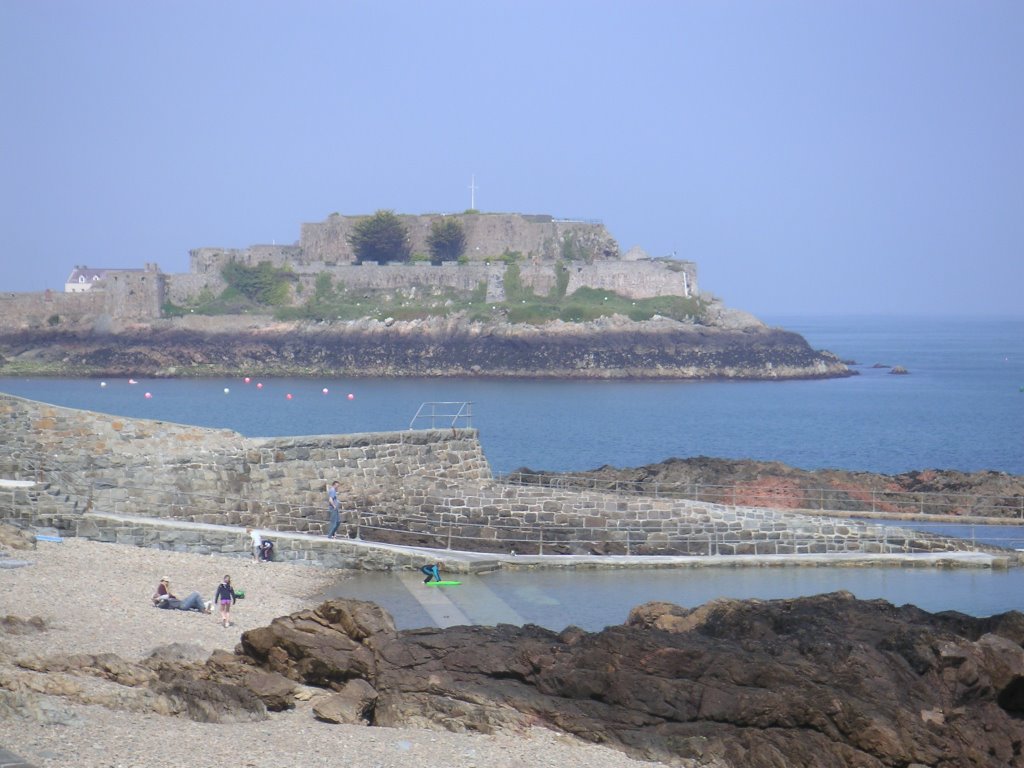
2,1,1021,316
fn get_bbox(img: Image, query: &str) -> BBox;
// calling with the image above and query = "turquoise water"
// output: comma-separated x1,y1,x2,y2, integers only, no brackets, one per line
0,316,1021,475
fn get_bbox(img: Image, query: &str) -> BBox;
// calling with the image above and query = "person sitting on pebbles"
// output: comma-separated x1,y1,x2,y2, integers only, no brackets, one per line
152,576,212,613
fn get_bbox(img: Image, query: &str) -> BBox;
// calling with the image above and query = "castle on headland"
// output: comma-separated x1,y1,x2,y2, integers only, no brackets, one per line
0,212,699,331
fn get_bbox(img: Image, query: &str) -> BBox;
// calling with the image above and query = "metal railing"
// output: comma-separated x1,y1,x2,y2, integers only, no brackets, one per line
497,471,1024,521
409,401,473,430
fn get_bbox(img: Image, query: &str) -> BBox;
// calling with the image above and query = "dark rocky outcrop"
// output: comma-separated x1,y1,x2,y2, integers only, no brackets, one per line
229,594,1024,766
0,317,851,380
519,456,1024,519
8,593,1024,765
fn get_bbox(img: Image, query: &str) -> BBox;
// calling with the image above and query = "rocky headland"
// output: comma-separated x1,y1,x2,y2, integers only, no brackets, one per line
0,313,851,380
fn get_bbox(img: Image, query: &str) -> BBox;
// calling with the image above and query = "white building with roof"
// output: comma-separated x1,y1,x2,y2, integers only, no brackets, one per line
64,266,107,293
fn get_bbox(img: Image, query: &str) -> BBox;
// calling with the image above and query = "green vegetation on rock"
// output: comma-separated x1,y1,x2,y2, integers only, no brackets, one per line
163,258,708,326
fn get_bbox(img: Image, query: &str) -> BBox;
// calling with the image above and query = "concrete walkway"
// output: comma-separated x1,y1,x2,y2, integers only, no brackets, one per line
75,511,1018,571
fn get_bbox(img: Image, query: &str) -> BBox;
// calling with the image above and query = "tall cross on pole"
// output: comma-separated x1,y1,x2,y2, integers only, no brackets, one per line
469,174,478,210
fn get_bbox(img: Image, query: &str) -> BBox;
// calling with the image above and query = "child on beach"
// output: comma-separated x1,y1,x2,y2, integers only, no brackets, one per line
214,574,236,627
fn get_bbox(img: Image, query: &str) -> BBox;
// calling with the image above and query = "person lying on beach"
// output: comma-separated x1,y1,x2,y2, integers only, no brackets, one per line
152,576,211,613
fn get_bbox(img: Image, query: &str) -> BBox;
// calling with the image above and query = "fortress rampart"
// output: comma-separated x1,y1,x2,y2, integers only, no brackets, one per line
298,212,620,265
0,394,978,564
0,213,700,331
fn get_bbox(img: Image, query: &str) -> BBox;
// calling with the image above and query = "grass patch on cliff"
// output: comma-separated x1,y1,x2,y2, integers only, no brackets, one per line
505,288,706,324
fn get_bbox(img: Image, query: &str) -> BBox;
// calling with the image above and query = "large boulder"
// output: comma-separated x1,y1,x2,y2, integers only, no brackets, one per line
0,522,36,551
239,598,394,686
312,678,378,724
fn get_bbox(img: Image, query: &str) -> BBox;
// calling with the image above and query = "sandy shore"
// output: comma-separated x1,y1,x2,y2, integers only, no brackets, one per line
0,538,655,768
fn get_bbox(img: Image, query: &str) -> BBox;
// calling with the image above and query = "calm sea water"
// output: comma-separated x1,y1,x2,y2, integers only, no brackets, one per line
2,315,1023,621
326,565,1024,631
1,315,1020,475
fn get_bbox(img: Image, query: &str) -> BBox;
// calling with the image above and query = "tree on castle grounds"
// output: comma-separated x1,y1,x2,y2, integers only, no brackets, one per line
347,210,411,264
221,260,293,305
426,217,466,265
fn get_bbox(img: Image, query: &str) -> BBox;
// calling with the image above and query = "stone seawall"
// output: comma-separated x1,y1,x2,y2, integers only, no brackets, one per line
0,392,491,533
0,393,989,560
390,480,980,557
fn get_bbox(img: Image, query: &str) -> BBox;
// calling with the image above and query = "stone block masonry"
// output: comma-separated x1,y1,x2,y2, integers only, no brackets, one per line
0,393,989,562
0,393,491,536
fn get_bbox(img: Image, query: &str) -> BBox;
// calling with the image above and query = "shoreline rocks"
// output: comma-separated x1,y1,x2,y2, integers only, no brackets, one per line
0,316,851,380
524,456,1024,520
11,587,1024,767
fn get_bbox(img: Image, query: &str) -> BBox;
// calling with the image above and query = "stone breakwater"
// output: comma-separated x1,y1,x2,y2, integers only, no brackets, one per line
0,315,851,379
0,393,999,564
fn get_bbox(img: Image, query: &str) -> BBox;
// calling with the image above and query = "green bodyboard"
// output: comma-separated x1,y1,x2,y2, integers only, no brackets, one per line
425,580,462,586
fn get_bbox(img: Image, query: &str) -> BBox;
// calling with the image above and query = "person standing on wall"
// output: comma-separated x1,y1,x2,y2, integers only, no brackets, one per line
326,480,341,539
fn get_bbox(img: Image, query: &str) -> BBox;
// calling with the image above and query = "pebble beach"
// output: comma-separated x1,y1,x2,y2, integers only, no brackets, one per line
0,538,654,768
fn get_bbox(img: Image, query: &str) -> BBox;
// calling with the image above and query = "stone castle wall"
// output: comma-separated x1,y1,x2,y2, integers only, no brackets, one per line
0,265,165,330
0,394,971,560
299,213,620,265
168,258,698,308
0,290,105,331
0,212,700,329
